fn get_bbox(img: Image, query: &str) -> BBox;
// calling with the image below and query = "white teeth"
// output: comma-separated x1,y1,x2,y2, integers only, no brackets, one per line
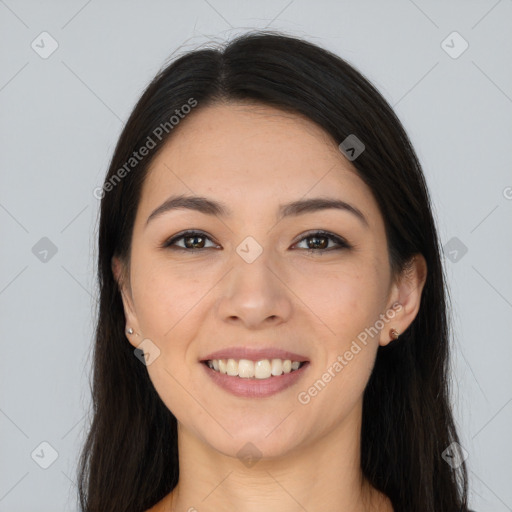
254,359,271,379
270,358,282,376
206,358,305,379
226,358,238,376
238,359,254,378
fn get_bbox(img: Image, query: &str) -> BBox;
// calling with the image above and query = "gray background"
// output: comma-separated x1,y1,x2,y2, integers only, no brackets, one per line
1,1,511,511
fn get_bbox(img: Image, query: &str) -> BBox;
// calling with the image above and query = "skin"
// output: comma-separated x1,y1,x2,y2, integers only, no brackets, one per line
112,102,427,512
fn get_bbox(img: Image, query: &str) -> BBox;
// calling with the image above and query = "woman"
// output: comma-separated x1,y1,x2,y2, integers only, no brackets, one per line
78,31,472,512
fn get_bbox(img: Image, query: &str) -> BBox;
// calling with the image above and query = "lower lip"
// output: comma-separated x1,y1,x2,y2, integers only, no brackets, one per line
201,361,310,398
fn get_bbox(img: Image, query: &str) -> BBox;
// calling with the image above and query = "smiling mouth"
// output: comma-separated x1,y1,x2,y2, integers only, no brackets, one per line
202,358,308,380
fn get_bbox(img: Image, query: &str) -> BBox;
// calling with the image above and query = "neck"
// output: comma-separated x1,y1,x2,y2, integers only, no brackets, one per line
167,400,392,512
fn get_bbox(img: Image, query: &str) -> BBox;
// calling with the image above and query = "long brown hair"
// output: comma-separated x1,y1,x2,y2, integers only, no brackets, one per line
78,31,469,512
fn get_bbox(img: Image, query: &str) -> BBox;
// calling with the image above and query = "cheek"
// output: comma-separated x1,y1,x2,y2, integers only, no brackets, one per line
301,294,381,425
309,267,384,392
131,257,207,339
130,262,207,415
320,266,382,334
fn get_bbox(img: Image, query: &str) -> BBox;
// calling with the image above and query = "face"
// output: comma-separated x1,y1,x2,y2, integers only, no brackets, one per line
114,102,424,459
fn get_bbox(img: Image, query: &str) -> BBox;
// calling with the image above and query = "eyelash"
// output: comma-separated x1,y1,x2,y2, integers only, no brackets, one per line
160,230,351,254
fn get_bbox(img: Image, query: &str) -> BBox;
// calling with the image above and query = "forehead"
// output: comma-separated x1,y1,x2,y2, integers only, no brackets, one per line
137,103,381,228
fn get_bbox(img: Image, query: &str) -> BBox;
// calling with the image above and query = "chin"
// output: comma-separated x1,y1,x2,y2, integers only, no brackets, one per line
199,422,307,462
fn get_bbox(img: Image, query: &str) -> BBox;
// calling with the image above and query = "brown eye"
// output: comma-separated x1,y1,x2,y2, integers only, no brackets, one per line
306,235,329,250
294,231,351,253
162,231,218,251
182,233,206,249
161,230,351,254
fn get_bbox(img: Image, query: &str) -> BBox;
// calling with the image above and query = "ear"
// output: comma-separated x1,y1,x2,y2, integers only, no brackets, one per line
112,255,141,348
379,253,428,347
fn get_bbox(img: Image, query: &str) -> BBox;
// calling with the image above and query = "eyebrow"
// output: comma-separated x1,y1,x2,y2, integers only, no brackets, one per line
145,194,369,228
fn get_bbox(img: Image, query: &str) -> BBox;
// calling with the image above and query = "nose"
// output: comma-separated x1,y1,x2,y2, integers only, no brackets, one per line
216,254,293,330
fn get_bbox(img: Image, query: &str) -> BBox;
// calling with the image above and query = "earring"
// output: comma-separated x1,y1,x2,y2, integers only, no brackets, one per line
390,328,400,341
126,327,134,335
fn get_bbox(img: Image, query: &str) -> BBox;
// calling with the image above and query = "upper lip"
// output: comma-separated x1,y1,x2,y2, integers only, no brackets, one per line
201,347,309,362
